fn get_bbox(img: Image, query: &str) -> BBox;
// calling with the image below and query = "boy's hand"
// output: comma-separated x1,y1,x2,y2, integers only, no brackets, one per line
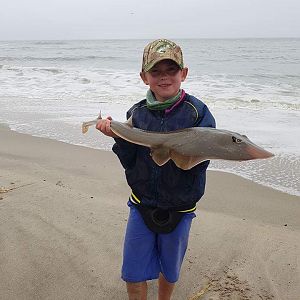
96,116,118,138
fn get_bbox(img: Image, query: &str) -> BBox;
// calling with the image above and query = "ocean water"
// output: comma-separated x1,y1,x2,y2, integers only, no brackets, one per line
0,39,299,196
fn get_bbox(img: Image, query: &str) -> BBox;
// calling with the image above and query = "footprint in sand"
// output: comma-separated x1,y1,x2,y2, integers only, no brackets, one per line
190,273,255,300
55,180,65,187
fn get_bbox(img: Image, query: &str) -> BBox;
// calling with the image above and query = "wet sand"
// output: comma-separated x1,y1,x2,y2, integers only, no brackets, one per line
0,125,299,300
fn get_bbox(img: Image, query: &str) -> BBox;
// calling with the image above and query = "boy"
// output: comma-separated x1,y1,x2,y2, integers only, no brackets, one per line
96,39,215,300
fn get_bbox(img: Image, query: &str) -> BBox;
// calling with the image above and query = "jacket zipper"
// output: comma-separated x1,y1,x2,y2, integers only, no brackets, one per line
153,115,165,203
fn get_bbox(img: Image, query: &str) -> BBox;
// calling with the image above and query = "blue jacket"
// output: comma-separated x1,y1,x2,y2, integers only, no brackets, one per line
112,93,216,210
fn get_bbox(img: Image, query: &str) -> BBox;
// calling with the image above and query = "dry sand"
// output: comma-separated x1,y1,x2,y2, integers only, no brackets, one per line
0,125,299,300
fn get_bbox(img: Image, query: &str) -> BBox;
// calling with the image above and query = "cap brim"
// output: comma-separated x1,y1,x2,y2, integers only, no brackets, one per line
143,58,182,72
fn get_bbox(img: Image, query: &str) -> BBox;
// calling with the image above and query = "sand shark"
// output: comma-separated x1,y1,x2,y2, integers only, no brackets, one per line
82,115,274,170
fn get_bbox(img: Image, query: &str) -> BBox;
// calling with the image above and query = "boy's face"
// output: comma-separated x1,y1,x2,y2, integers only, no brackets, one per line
140,59,188,102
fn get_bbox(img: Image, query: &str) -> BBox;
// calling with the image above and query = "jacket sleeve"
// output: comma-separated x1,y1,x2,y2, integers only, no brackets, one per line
195,104,216,129
112,110,137,170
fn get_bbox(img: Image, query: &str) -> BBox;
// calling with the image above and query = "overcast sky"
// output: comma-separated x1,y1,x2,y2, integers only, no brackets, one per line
0,0,299,40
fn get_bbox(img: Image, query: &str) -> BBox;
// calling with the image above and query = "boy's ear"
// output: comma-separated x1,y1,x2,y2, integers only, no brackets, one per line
181,67,188,82
140,72,149,85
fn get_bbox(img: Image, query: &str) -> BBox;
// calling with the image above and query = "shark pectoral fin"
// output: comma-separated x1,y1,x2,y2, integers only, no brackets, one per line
150,147,171,166
170,151,206,170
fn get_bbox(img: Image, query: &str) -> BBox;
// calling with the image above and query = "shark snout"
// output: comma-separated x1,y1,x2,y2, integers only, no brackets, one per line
246,145,274,160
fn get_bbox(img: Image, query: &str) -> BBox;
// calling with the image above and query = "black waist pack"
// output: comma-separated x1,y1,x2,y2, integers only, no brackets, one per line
135,205,184,234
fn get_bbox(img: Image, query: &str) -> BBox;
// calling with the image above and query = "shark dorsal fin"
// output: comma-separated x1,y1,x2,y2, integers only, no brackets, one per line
126,116,133,127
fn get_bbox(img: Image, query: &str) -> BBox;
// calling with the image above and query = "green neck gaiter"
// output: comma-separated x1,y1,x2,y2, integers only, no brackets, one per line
146,89,181,110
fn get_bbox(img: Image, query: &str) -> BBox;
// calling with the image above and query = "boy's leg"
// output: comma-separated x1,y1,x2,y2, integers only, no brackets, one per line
122,203,160,299
157,213,195,283
158,273,175,300
126,281,148,300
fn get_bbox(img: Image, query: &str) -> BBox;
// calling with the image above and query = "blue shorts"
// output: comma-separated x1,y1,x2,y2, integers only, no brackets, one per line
121,201,195,283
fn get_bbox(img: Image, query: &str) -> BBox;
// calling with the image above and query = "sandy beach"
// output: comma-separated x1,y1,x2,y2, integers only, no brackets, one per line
0,124,299,300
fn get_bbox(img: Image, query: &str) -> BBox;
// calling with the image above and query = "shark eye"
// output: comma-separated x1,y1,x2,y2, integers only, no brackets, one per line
232,136,242,144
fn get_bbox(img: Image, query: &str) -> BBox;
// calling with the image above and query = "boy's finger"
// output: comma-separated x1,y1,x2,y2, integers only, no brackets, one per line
105,119,111,133
96,119,103,130
97,120,106,133
95,118,114,136
100,120,108,133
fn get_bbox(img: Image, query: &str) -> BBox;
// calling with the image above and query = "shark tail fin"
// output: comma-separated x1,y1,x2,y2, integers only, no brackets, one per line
81,111,102,134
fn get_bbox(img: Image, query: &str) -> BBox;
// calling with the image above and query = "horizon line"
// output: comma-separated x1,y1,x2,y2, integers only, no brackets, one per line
0,36,299,42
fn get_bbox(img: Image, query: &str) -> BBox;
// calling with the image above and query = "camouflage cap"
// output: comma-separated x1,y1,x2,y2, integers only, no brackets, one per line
142,39,184,72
